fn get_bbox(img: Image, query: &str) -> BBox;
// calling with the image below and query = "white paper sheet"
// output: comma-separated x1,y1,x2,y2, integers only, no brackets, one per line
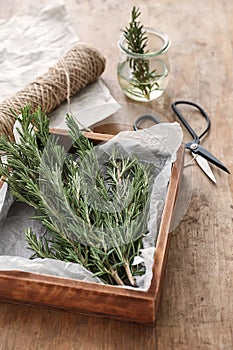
0,0,120,129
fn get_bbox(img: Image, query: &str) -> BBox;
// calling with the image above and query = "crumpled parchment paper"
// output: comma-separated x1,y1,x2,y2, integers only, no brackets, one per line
0,0,120,129
0,122,183,291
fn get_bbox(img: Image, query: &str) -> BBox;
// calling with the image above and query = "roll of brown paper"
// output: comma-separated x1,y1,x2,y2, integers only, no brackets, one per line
0,43,106,137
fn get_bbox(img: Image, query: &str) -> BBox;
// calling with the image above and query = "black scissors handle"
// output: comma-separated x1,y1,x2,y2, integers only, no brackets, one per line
133,114,161,131
171,100,211,143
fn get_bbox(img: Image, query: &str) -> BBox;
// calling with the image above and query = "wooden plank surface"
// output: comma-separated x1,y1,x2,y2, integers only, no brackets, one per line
0,0,233,349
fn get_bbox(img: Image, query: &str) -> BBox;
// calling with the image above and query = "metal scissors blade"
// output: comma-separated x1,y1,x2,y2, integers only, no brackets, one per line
192,153,217,183
191,144,230,174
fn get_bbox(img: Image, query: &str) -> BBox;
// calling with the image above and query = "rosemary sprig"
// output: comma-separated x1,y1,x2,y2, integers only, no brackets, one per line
123,6,158,99
0,106,156,287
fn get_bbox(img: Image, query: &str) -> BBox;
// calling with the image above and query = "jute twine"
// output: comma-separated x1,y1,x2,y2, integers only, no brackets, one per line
0,43,106,138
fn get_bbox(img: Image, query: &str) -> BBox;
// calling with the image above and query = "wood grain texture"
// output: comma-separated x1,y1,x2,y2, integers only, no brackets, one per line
0,0,233,349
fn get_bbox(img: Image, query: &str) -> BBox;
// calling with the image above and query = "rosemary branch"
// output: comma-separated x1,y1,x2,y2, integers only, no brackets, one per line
123,6,158,99
0,106,156,286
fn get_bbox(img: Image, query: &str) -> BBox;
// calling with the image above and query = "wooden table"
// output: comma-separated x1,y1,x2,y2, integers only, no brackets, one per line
0,0,232,349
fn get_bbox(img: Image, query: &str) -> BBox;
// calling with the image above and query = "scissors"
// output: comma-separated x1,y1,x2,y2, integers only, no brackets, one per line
133,100,230,183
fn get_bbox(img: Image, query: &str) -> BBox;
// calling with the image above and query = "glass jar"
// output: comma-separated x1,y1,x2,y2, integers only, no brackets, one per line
117,27,170,102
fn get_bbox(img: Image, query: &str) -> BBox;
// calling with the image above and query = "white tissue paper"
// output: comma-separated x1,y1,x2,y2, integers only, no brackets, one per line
0,122,183,291
0,0,120,129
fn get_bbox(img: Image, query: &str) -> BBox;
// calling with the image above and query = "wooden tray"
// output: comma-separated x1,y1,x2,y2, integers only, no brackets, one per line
0,130,184,325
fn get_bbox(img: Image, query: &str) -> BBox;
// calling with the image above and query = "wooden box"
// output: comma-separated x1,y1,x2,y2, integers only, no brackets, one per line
0,130,184,326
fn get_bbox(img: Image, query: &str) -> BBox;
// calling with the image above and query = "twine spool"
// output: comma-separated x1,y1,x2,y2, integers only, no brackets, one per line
0,43,106,138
